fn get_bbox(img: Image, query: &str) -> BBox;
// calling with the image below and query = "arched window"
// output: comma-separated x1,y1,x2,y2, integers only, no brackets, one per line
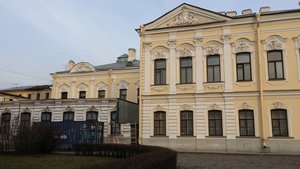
63,111,74,121
271,109,288,137
180,111,193,136
208,110,222,136
239,110,255,136
154,111,166,136
41,112,52,122
1,113,11,134
86,111,98,122
21,112,31,128
154,59,166,85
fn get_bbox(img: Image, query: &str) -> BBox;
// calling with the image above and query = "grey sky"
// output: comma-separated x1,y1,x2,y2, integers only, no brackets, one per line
0,0,299,89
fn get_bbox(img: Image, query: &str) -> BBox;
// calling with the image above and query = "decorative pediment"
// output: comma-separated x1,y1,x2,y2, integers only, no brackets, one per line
70,62,95,73
77,82,88,91
151,46,169,60
203,41,223,56
234,39,251,53
144,4,231,30
263,36,286,51
96,81,108,90
117,80,129,89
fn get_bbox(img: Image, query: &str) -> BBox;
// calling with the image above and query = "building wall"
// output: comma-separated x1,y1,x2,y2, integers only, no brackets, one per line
0,90,51,101
139,4,300,153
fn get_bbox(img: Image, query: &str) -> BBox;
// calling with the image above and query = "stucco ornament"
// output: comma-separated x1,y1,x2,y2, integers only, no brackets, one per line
87,105,98,112
70,62,95,73
204,46,219,55
96,82,108,90
209,104,219,110
236,40,251,53
272,102,285,109
22,107,31,113
178,48,192,57
151,86,168,93
154,105,165,111
2,108,11,113
167,10,204,27
118,80,129,89
177,85,195,91
64,106,74,112
266,38,283,50
42,107,51,112
241,102,252,109
181,104,193,111
204,83,224,90
153,51,167,59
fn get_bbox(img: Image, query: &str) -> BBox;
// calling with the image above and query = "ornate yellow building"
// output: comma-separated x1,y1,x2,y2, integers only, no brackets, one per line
137,3,300,153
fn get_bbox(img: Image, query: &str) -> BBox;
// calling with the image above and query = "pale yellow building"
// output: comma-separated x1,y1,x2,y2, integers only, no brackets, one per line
51,48,140,103
137,3,300,153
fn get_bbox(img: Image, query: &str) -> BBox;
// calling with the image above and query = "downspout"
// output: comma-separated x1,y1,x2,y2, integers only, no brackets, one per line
108,69,112,98
256,13,267,150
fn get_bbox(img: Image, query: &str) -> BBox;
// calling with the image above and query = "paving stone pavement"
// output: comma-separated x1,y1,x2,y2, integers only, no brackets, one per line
177,153,300,169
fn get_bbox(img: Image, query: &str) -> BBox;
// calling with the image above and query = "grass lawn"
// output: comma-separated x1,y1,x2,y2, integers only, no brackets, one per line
0,154,112,169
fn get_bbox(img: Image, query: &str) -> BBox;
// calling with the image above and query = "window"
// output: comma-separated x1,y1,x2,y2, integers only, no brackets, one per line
28,94,31,100
207,55,221,83
239,110,255,136
180,111,193,136
86,111,98,121
45,93,50,99
98,90,105,98
1,113,11,134
154,59,166,85
111,111,120,135
61,92,68,99
119,89,127,100
41,112,52,122
236,53,252,81
79,91,86,99
36,93,40,100
208,110,223,136
267,50,284,80
137,88,140,104
154,111,166,136
180,57,193,84
20,112,31,128
271,109,288,137
63,111,74,121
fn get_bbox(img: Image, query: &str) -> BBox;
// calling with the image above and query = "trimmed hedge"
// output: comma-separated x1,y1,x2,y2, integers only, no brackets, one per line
74,144,177,169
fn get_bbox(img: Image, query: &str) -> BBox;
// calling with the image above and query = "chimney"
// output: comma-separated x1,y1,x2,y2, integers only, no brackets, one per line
242,9,252,15
260,6,270,13
128,48,136,62
226,11,237,17
67,60,75,71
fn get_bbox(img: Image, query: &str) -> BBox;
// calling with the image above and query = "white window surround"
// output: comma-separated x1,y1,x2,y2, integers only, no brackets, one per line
267,102,293,138
235,103,259,137
77,82,88,91
176,43,196,84
117,80,129,89
177,104,195,137
204,103,226,137
150,46,170,85
96,81,108,91
261,35,288,86
202,41,224,83
293,35,300,81
231,38,256,87
151,105,168,137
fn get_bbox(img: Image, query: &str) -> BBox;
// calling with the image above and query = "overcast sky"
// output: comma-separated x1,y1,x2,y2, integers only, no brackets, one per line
0,0,299,89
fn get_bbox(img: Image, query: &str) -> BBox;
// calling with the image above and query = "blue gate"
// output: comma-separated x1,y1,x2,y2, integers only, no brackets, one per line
35,121,104,150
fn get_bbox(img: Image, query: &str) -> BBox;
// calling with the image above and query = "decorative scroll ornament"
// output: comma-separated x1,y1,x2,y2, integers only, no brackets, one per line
181,104,193,111
241,102,251,109
87,105,98,112
154,105,165,111
168,40,176,48
204,83,224,89
205,46,219,55
22,107,31,113
70,62,95,73
151,86,168,93
118,80,129,89
178,48,192,57
42,107,51,112
266,38,283,50
143,42,152,51
236,40,251,53
64,106,74,112
3,108,11,113
272,102,284,109
154,51,167,59
209,103,219,110
194,37,203,47
177,85,195,91
167,10,204,27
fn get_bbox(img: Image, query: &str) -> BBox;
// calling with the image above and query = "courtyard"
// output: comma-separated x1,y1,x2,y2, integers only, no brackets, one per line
177,153,300,169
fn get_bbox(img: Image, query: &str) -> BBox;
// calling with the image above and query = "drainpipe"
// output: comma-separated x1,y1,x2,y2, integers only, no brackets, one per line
256,13,267,150
108,69,112,98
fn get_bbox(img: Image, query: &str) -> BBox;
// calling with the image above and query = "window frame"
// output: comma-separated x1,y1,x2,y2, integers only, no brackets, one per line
63,111,74,122
239,109,255,136
79,91,86,99
1,113,11,134
86,111,98,122
207,55,221,83
271,109,289,137
154,111,166,136
111,111,120,135
236,52,252,81
180,111,193,136
119,89,127,100
41,112,52,122
98,90,105,99
20,112,31,128
208,110,223,136
180,57,193,84
154,59,167,85
267,50,285,80
61,92,68,99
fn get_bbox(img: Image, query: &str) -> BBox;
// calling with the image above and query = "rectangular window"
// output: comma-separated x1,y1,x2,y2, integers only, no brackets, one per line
268,50,284,80
119,89,127,100
271,109,288,137
28,94,31,100
154,111,166,136
41,112,51,122
180,57,193,84
180,111,193,136
61,92,68,99
236,53,252,81
20,113,31,128
63,112,74,121
1,113,11,134
154,59,166,85
36,93,40,100
86,111,98,121
239,110,255,136
207,55,221,83
137,88,139,104
98,90,105,98
111,111,120,135
45,93,50,99
79,91,86,99
208,110,223,136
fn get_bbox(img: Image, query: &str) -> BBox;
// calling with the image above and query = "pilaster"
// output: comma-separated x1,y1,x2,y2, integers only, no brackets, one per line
194,37,204,93
143,42,152,95
168,40,177,94
222,34,233,92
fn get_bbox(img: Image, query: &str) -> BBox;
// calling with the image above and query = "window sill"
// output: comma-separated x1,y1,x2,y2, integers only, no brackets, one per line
268,136,294,139
205,136,226,138
268,78,286,81
151,84,169,86
177,136,196,138
204,81,224,84
236,136,259,139
176,83,195,85
236,80,253,82
150,135,169,138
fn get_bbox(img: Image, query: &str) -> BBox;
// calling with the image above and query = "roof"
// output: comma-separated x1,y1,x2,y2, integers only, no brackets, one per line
0,85,52,92
0,92,30,99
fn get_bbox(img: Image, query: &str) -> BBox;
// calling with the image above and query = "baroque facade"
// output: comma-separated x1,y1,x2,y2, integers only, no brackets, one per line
137,3,300,153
